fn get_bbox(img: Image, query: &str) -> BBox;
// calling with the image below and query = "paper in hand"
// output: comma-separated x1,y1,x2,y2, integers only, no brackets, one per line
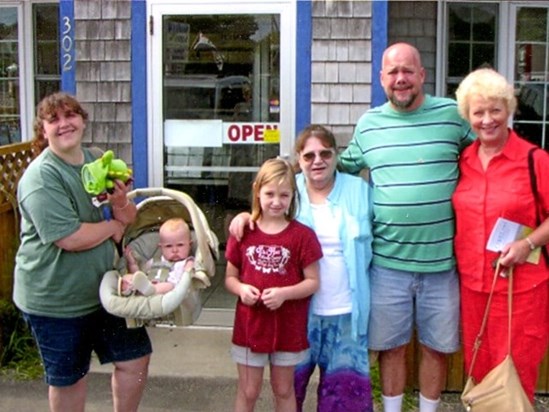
486,217,540,264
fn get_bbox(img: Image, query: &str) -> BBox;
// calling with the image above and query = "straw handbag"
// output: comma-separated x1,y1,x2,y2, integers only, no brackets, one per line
461,263,533,412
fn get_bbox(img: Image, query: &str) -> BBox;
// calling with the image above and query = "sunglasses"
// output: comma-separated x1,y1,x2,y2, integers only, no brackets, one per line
301,149,335,163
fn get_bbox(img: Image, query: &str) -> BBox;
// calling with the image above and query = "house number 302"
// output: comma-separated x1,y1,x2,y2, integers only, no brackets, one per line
62,16,73,72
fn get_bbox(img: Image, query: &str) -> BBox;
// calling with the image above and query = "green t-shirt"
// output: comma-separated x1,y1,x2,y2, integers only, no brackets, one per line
14,148,116,317
340,95,475,273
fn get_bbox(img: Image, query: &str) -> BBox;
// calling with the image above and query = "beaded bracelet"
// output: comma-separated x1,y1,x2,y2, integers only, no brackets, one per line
525,236,536,251
112,200,130,210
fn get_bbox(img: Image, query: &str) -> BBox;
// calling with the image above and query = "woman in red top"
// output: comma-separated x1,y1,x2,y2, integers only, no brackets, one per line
453,68,549,401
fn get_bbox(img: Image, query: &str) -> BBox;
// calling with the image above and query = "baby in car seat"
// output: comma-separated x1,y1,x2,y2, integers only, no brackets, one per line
120,218,195,297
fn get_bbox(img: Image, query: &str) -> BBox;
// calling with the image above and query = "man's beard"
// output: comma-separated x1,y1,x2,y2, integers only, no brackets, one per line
389,91,418,109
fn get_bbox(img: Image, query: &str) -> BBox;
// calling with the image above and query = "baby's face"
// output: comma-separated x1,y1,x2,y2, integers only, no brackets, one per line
159,229,191,262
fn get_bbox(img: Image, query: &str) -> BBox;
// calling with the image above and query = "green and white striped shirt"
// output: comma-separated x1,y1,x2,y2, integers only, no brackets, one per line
340,95,475,273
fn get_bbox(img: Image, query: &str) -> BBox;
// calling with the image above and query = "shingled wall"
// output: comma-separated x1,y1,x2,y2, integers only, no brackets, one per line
310,0,438,147
73,0,133,167
311,0,373,147
388,0,437,96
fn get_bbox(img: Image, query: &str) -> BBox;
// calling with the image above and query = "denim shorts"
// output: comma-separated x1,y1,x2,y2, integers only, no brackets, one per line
23,308,152,387
368,264,460,353
231,344,308,367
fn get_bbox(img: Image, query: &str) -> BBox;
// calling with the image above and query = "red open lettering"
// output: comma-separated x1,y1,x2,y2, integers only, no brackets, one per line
241,125,253,141
254,125,264,141
227,125,240,142
225,123,279,143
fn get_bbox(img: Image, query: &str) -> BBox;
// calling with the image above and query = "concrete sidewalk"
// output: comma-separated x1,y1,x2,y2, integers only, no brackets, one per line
2,325,548,411
94,325,320,411
91,325,237,379
0,326,319,412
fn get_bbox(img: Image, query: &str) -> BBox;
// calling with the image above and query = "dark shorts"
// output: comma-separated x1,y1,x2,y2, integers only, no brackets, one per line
23,307,152,387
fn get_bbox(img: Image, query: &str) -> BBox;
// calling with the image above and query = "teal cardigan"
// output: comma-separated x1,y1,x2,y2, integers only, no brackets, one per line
296,171,373,339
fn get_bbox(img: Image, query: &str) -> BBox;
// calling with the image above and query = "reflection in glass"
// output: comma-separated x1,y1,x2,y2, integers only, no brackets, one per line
448,43,469,77
514,119,544,148
33,3,60,104
162,14,281,242
515,84,549,148
449,5,471,41
162,14,279,123
445,3,497,97
471,5,496,42
514,7,549,149
517,8,547,42
472,44,494,69
0,7,19,145
516,43,547,82
0,4,60,146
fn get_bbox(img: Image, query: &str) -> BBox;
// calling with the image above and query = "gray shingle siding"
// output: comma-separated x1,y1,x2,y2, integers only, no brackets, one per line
388,1,437,96
74,0,133,167
312,0,373,146
311,0,438,146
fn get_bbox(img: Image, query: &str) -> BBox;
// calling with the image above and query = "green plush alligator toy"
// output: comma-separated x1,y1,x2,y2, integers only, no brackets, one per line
81,150,133,196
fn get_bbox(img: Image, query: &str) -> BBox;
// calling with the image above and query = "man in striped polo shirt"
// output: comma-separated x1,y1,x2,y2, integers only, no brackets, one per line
340,42,475,412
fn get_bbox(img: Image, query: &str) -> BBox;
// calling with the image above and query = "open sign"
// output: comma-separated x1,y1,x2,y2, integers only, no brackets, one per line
223,123,280,144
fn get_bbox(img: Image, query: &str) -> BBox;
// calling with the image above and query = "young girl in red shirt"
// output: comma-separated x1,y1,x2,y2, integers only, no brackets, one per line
225,158,321,412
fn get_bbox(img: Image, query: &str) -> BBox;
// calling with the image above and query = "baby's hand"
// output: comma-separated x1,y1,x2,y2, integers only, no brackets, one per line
120,274,134,293
184,257,195,272
124,245,134,261
261,287,285,310
239,284,261,306
124,246,139,272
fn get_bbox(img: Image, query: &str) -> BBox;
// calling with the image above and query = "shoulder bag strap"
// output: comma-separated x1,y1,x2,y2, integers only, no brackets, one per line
467,261,513,377
528,147,549,266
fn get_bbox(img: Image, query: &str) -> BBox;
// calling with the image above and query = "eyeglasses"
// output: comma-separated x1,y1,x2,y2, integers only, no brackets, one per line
301,149,335,163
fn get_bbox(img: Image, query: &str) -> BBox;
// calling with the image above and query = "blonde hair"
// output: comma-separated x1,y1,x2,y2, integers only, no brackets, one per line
251,158,298,222
159,218,191,240
32,92,89,153
455,68,516,121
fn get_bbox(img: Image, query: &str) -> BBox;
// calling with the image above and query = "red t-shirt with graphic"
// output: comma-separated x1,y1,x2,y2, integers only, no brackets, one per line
225,220,322,353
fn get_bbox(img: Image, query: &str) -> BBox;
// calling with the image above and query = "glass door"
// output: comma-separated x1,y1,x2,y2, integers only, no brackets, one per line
147,1,296,324
162,13,281,232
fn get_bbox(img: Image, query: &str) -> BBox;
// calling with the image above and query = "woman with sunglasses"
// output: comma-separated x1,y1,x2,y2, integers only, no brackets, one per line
230,125,374,412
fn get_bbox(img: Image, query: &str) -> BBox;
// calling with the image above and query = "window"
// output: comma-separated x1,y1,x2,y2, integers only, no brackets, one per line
513,6,549,149
443,1,549,150
0,7,20,145
33,3,60,104
445,2,498,97
0,2,59,146
162,15,280,123
161,13,281,206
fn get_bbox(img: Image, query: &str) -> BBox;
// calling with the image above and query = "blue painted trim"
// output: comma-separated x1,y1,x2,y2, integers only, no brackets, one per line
372,0,388,107
131,0,148,189
59,0,76,94
295,0,312,135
